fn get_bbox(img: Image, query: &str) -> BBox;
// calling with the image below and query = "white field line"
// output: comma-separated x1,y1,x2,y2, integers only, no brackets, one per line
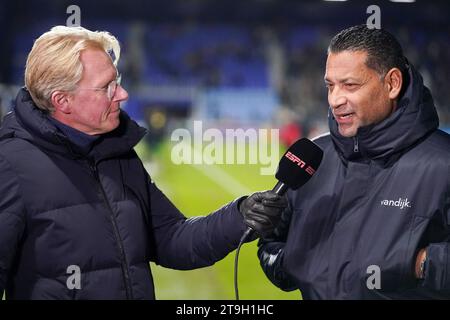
143,143,253,197
188,144,252,197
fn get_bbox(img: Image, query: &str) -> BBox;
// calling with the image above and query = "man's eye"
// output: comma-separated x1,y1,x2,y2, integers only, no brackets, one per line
345,83,357,88
102,80,114,89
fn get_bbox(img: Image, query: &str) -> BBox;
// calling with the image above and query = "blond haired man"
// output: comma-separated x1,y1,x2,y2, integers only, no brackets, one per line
0,26,286,299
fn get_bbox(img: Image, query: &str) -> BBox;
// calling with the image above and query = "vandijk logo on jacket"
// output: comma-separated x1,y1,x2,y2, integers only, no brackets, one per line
380,197,411,210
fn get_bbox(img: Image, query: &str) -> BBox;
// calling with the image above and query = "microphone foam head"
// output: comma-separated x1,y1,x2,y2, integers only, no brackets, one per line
275,138,323,190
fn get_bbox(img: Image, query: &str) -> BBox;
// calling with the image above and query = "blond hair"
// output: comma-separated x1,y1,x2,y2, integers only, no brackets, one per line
25,25,120,112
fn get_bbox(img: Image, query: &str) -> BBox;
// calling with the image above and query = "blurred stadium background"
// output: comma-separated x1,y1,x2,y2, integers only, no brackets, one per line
0,0,449,300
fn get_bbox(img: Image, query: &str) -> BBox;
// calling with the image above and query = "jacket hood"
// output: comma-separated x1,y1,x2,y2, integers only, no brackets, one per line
0,88,146,161
329,64,439,165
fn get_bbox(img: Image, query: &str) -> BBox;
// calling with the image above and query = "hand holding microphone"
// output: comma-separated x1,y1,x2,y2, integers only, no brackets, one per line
239,138,324,239
239,190,287,238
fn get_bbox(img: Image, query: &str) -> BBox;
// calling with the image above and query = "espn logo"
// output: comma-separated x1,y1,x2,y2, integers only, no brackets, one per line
285,151,316,176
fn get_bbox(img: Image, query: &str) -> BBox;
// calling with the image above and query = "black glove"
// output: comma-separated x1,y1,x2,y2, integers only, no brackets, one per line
239,190,288,238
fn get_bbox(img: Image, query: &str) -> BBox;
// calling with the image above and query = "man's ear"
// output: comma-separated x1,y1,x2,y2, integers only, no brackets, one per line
384,68,403,100
50,91,71,114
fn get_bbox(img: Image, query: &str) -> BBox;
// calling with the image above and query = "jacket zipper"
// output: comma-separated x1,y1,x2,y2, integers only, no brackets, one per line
353,136,359,153
90,162,133,299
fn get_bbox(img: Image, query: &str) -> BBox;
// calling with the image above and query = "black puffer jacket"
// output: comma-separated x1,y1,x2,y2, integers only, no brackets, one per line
0,88,248,299
258,65,450,299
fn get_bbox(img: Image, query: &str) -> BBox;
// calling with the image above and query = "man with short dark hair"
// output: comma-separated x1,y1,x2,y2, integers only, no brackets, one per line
258,25,450,299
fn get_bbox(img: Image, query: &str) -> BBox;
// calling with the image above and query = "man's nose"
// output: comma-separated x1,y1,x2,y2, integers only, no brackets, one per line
328,88,347,110
114,85,128,102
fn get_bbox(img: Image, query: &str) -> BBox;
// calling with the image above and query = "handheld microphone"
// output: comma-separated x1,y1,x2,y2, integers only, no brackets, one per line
244,138,323,235
235,138,323,299
272,137,324,195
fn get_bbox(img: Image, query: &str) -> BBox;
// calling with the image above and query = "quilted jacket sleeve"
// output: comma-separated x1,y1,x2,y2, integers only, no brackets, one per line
257,201,297,291
420,176,450,292
0,155,26,296
146,178,249,269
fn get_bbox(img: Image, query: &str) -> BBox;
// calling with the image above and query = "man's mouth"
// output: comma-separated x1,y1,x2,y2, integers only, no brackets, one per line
335,112,354,122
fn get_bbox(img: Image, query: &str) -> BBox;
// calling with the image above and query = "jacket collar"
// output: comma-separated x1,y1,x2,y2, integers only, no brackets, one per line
2,88,146,162
329,64,439,166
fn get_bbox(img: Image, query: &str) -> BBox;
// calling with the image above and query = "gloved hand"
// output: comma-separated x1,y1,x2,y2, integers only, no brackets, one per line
239,190,288,238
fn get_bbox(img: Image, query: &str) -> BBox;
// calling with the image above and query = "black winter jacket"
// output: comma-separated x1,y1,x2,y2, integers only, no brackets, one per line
0,89,248,299
258,65,450,299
